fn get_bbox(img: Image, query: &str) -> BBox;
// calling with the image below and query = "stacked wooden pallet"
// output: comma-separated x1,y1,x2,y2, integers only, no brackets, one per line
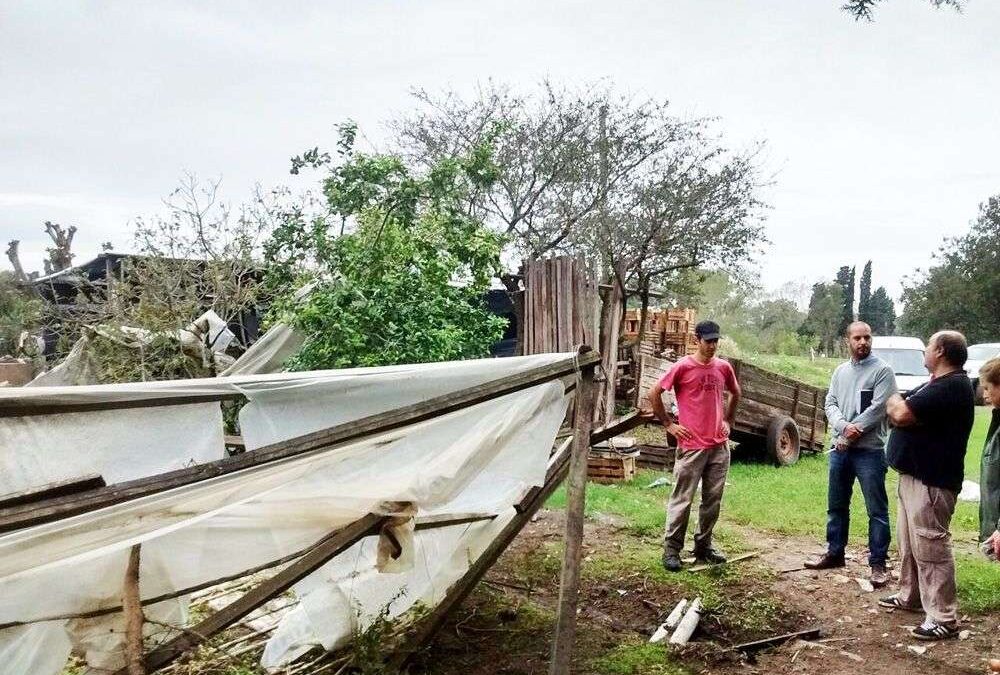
661,308,698,357
636,445,674,471
587,449,639,484
621,308,698,357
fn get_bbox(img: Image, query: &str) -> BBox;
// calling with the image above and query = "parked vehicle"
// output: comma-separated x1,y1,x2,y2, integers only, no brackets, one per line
871,336,929,394
966,343,1000,403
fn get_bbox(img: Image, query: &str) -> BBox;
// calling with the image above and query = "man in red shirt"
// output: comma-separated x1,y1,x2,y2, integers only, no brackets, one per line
647,320,742,572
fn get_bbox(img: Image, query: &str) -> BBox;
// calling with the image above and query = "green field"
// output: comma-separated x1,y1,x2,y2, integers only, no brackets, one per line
736,353,842,388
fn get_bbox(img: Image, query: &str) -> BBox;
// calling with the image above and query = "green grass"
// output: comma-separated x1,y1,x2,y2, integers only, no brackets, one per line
554,407,1000,614
589,642,689,675
736,353,842,388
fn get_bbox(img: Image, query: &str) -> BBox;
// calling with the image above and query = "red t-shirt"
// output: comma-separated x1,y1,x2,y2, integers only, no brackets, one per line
658,356,740,450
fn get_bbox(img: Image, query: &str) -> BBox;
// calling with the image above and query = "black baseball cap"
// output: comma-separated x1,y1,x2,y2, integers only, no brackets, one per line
695,320,722,341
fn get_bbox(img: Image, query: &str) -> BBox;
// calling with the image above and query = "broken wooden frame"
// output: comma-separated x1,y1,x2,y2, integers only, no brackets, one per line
6,349,603,674
0,350,600,532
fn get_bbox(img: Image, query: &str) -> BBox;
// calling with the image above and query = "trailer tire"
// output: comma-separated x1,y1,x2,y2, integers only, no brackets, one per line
766,415,800,466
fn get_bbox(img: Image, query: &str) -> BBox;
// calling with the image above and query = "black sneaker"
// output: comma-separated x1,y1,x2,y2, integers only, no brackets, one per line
662,552,683,572
910,622,959,641
877,594,921,612
694,548,727,565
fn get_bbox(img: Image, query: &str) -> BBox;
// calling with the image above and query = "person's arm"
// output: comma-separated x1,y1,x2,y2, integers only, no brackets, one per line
886,393,918,427
824,368,849,434
647,367,693,442
849,366,898,434
722,362,742,436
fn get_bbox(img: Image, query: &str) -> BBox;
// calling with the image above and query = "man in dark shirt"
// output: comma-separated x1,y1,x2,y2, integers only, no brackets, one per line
878,330,975,641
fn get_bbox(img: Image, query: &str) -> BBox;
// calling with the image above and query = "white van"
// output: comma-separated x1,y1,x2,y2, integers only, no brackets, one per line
871,336,929,394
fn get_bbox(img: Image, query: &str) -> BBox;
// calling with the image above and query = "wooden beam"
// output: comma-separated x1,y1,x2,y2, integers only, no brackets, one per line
123,545,145,675
0,352,601,533
809,390,820,448
0,474,106,509
0,393,244,418
550,353,598,675
0,511,503,631
113,513,387,675
388,421,578,669
590,410,645,446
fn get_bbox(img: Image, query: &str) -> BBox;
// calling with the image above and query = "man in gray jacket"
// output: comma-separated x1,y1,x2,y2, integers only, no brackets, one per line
805,321,898,587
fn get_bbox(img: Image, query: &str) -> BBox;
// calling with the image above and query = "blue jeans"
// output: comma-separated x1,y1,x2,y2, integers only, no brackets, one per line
826,447,890,566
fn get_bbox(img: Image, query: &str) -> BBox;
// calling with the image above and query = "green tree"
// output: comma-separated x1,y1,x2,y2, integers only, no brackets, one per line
0,272,42,357
800,282,845,354
899,195,1000,343
835,265,856,337
266,124,507,370
857,260,873,323
868,286,896,335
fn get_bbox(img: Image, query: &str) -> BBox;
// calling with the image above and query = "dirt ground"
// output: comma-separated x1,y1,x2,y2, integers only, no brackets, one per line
414,510,1000,675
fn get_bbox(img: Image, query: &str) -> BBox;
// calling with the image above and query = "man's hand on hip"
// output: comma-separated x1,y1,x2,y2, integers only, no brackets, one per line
665,422,693,442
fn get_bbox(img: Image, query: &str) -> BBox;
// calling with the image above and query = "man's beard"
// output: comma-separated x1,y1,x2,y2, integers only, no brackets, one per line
855,345,871,359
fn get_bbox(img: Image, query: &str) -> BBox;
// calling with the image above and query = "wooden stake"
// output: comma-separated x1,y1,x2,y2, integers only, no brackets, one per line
388,429,578,669
112,513,386,675
122,545,145,675
549,349,598,675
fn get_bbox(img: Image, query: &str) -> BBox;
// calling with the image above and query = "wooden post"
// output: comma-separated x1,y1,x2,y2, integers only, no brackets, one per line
113,513,386,675
597,282,623,424
122,545,145,675
549,348,598,675
809,390,820,448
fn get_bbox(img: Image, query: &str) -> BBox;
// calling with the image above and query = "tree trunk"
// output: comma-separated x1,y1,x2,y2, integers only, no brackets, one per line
632,281,652,389
501,270,524,357
596,281,623,425
5,241,27,282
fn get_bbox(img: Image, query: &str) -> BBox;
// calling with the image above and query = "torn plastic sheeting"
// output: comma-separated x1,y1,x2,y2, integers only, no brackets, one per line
0,402,224,497
0,353,574,675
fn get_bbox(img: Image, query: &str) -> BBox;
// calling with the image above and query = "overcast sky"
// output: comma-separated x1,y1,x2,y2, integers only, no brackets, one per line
2,0,998,302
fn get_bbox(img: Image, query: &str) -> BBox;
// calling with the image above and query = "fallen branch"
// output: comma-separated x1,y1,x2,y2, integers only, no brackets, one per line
731,627,822,654
687,551,759,573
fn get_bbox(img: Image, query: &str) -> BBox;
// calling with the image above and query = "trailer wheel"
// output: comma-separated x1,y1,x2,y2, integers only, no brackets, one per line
766,415,801,466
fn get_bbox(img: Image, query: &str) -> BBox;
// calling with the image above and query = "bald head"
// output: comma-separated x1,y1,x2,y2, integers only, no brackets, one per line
928,330,968,369
844,321,872,361
846,321,871,337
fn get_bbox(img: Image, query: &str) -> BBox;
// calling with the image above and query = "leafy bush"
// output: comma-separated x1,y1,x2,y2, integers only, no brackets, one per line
266,124,507,370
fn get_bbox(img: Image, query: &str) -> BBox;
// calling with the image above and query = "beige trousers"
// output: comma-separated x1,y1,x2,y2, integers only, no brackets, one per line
896,473,959,626
663,444,730,556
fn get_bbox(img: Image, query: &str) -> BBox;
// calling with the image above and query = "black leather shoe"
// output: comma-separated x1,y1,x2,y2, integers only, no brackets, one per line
803,553,845,570
662,552,683,572
694,548,727,564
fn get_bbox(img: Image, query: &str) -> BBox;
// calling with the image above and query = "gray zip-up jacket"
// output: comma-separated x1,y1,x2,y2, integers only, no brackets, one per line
824,355,898,451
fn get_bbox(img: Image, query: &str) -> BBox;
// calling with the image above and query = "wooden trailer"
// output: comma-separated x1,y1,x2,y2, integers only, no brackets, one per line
637,355,828,466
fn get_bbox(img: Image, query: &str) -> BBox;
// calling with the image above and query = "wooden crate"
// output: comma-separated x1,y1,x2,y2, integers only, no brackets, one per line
587,449,638,484
636,444,675,471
